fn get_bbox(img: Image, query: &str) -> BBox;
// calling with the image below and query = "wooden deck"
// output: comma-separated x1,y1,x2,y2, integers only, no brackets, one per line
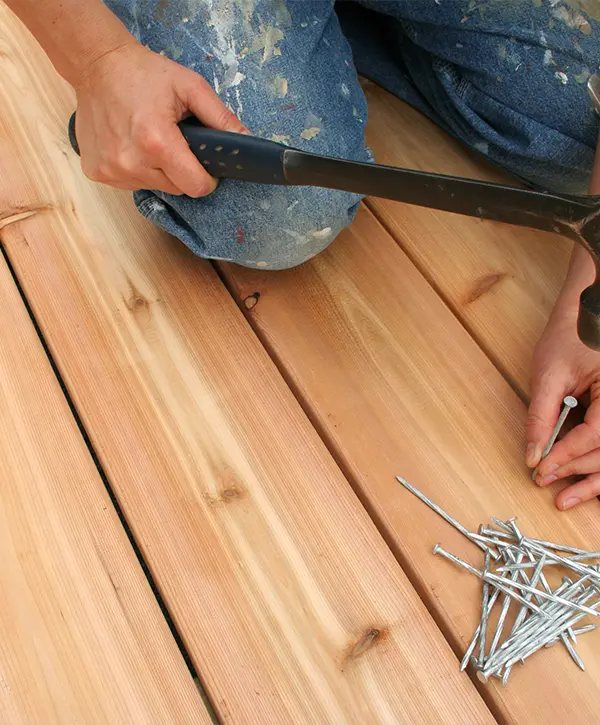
1,5,599,723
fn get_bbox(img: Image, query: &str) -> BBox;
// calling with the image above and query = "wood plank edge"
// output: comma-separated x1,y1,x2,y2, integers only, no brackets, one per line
213,214,506,724
363,198,530,405
0,238,220,725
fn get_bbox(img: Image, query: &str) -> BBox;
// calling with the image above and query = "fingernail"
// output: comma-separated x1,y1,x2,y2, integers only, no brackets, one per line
561,497,581,511
542,475,557,486
546,463,559,474
526,443,542,468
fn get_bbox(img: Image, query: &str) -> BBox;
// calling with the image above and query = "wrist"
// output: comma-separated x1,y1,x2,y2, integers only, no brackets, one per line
61,24,139,89
74,37,142,90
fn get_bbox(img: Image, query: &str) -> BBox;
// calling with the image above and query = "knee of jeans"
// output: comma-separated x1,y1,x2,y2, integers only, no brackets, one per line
225,185,361,271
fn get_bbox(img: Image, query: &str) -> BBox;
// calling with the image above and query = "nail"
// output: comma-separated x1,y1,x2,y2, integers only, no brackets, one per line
562,497,581,511
433,545,546,615
396,477,499,559
526,442,542,468
542,475,557,486
531,396,578,480
478,551,492,667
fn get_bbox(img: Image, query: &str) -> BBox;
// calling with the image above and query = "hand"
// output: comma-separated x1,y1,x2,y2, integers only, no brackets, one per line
527,289,600,510
74,41,249,197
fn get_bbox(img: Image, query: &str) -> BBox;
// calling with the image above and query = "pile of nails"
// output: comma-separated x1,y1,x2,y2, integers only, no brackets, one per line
397,476,600,686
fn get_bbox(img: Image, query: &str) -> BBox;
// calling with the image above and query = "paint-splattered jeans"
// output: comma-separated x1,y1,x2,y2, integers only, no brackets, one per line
104,0,600,269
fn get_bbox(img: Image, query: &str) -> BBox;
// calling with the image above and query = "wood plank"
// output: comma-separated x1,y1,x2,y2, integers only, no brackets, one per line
0,249,210,723
362,80,572,397
219,204,600,725
0,7,494,724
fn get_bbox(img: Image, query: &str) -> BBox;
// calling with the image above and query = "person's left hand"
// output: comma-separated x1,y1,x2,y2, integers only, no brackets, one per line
527,291,600,510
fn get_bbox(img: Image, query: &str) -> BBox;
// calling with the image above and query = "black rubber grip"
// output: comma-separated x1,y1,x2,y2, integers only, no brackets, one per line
68,112,80,155
67,111,289,185
178,118,288,184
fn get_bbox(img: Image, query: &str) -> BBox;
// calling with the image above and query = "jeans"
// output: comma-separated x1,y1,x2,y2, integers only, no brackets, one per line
104,0,600,269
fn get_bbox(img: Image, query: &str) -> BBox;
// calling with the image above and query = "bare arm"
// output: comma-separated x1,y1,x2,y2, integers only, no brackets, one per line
5,0,248,196
4,0,136,86
526,136,600,510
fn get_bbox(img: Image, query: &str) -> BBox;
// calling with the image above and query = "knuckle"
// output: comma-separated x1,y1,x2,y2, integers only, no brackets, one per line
136,125,165,155
113,150,139,177
82,161,110,183
80,157,102,182
214,107,238,130
526,411,546,431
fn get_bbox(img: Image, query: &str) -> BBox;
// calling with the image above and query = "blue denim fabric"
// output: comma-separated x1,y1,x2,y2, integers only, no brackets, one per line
103,0,600,269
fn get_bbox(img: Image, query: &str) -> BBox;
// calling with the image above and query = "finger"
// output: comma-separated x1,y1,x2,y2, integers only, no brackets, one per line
526,373,569,467
89,169,182,196
183,73,250,134
539,447,600,485
536,398,600,477
158,127,218,197
555,472,600,510
135,168,183,196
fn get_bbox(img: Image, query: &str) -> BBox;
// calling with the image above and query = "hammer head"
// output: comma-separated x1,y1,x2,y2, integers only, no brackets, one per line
577,212,600,351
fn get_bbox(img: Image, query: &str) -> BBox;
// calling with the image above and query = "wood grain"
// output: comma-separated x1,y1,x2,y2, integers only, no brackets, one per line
0,250,210,723
0,7,494,724
220,206,600,724
362,80,572,397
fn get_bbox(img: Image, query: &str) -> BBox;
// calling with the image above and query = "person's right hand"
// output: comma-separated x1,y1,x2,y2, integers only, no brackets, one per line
74,41,249,197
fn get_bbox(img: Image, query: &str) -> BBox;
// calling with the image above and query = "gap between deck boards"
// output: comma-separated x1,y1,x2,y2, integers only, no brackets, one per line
363,198,531,408
0,240,221,725
210,234,508,724
0,218,501,723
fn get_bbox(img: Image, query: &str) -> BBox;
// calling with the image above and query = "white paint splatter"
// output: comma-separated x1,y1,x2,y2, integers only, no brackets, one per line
256,261,269,268
250,24,285,64
260,200,271,211
539,30,548,47
269,75,288,97
312,227,332,239
234,87,243,117
287,200,299,212
543,49,555,67
230,72,245,87
341,83,350,99
473,140,489,155
270,134,290,144
300,21,308,28
204,7,241,89
551,5,592,34
555,71,569,85
301,127,321,141
456,42,464,48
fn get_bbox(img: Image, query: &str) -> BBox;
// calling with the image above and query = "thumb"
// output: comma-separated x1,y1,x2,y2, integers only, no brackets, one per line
526,371,569,468
183,73,250,134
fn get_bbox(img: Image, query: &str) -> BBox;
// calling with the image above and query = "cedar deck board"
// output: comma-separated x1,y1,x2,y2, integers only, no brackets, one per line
362,80,572,398
0,247,211,725
0,7,493,724
220,205,600,724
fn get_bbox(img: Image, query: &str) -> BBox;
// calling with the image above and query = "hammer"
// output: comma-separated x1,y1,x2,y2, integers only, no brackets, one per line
68,75,600,349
